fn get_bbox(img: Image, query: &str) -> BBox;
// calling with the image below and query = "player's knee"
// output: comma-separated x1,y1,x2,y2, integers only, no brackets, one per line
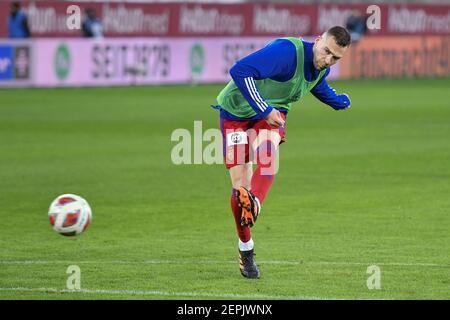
231,175,250,190
229,164,252,189
231,176,250,190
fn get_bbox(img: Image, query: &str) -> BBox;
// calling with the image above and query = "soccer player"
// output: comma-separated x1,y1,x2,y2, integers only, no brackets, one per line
213,26,352,279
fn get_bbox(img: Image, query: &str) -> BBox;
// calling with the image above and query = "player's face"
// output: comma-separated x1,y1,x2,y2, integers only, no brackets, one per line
313,35,348,71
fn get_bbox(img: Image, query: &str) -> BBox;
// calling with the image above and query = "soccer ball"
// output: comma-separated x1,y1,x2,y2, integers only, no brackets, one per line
48,194,92,236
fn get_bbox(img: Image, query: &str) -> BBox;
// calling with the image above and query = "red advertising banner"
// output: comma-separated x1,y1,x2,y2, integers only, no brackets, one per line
0,1,449,38
316,3,450,35
340,36,450,78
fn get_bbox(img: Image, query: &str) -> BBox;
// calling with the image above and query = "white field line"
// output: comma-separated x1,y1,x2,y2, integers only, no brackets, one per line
0,260,448,267
0,287,341,300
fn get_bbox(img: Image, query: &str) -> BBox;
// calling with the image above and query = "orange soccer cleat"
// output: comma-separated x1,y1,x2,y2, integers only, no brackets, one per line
236,187,260,227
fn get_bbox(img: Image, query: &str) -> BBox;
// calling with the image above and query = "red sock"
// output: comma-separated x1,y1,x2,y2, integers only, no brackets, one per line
250,140,277,204
230,188,251,242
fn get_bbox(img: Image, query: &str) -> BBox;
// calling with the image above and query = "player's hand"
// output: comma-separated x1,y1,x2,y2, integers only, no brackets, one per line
265,109,285,128
339,94,351,110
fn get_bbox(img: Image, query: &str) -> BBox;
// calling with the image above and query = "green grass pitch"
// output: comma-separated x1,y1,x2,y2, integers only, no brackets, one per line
0,78,449,300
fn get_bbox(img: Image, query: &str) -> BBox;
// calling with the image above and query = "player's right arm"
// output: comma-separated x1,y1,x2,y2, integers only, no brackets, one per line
310,69,351,110
229,39,296,126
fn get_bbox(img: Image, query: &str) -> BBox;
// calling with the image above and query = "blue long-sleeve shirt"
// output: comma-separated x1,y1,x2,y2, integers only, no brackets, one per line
217,39,350,120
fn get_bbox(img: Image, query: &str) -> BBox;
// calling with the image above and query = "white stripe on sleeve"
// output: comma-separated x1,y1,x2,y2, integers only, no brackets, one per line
247,77,269,109
244,77,266,112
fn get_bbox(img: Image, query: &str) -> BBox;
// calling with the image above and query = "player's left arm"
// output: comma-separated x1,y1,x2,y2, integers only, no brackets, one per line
310,69,351,110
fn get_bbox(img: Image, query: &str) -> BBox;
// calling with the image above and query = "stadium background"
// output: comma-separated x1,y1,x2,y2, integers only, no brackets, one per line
0,0,449,300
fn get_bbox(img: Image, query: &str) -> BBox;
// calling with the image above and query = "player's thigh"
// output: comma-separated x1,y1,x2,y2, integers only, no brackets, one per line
221,117,251,170
229,163,253,190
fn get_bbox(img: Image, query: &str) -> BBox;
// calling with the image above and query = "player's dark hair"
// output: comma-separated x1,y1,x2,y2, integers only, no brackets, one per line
327,26,351,47
11,1,21,9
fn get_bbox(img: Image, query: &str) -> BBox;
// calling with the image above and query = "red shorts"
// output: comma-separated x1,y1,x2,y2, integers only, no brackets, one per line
220,113,286,169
